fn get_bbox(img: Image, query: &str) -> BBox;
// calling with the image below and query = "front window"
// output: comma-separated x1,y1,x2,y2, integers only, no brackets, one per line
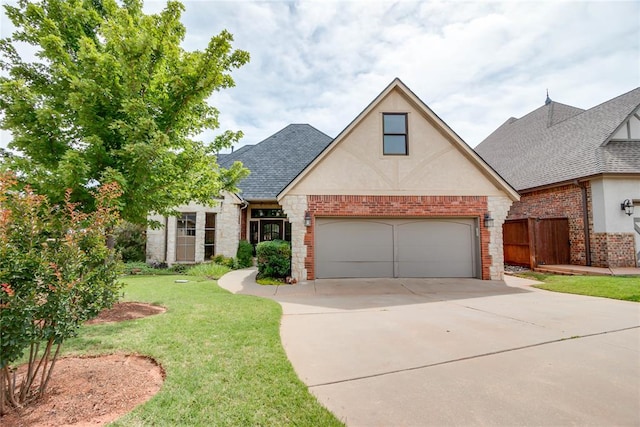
383,113,408,155
176,212,196,262
204,213,216,260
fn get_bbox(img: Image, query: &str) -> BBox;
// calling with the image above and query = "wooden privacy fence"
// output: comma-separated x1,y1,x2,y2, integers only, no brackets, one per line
503,217,570,268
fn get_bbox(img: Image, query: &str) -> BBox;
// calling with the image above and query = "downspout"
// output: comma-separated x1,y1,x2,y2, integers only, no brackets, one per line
577,181,592,266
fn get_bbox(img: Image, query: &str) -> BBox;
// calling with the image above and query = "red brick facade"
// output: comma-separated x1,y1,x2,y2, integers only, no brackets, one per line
304,195,491,280
240,208,248,241
508,182,636,267
508,183,590,265
592,233,637,268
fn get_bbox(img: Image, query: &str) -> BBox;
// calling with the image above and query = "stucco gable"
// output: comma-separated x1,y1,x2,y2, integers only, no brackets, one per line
279,78,518,201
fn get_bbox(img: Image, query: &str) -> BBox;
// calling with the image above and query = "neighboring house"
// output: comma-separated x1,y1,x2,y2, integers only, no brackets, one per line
147,78,519,280
476,88,640,268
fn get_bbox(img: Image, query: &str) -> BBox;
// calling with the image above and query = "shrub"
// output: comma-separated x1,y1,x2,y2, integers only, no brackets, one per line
256,240,291,278
236,240,254,268
169,264,189,274
114,222,146,262
212,254,236,269
122,262,174,275
0,173,122,414
186,263,231,280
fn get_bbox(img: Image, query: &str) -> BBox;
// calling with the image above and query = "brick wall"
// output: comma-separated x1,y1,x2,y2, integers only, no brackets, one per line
240,208,247,241
508,183,590,265
509,182,636,267
592,233,637,268
305,195,492,280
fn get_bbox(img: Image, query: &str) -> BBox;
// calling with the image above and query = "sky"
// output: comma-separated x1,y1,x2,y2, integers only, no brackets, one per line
1,0,639,152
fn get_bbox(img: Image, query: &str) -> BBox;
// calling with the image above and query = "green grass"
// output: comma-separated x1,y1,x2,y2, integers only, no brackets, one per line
64,275,342,426
517,272,640,302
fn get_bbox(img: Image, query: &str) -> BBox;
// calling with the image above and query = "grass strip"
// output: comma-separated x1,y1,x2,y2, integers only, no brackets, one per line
65,275,343,426
517,272,640,302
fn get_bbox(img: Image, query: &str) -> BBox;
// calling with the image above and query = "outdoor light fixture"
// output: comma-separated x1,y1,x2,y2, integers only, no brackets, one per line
304,210,312,227
484,212,494,228
621,199,635,216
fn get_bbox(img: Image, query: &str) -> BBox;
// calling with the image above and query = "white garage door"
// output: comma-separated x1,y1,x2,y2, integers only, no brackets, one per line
315,218,478,278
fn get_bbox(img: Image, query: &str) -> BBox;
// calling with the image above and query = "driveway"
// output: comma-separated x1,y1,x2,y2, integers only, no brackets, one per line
218,270,640,426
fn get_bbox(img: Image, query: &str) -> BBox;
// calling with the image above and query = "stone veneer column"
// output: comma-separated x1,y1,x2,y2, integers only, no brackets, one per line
487,196,513,280
280,195,308,282
165,215,177,264
216,193,242,258
146,214,167,264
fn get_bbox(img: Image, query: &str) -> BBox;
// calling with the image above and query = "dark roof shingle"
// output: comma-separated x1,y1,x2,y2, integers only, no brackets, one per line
476,88,640,191
217,124,333,200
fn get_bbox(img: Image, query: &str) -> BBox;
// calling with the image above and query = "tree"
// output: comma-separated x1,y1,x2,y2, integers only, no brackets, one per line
0,171,123,414
0,0,250,224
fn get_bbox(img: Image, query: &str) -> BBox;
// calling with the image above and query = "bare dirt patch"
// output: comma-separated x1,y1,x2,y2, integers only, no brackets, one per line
2,302,166,426
86,301,166,324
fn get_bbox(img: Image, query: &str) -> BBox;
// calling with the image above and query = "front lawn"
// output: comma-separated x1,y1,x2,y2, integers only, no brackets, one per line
517,272,640,302
65,275,342,426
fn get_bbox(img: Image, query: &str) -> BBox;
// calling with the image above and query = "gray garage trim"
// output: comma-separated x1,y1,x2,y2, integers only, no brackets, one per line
315,218,479,279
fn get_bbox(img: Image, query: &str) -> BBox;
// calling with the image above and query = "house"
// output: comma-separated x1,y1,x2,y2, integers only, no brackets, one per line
475,88,640,268
145,124,333,266
147,78,519,280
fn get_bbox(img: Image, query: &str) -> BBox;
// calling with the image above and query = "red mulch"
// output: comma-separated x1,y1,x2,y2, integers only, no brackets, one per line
1,302,166,426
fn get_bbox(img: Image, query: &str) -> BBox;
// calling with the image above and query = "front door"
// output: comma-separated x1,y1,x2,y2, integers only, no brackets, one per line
260,220,283,241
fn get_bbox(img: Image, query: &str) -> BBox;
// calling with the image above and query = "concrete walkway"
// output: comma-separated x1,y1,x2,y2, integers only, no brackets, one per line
218,269,640,426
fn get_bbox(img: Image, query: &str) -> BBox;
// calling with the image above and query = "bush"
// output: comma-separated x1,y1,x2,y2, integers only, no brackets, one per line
236,240,254,268
114,221,146,262
256,240,291,279
186,263,231,280
169,264,189,274
122,262,174,275
0,173,123,413
212,254,236,269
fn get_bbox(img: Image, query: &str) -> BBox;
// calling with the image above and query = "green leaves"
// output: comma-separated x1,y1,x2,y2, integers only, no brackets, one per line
1,0,250,224
0,172,123,373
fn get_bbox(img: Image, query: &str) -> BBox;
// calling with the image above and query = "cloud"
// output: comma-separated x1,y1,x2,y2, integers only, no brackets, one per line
1,0,639,152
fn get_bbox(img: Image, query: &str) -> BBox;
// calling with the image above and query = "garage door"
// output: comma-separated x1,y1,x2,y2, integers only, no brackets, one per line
315,218,478,278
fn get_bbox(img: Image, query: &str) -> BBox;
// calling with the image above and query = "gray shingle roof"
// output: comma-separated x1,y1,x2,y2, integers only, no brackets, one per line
217,124,333,200
475,88,640,191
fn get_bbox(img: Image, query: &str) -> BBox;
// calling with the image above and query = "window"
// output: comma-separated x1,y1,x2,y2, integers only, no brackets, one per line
176,213,196,262
251,209,287,218
383,113,408,155
204,213,216,260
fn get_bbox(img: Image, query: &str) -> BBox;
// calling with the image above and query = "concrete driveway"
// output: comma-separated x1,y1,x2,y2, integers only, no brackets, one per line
219,270,640,426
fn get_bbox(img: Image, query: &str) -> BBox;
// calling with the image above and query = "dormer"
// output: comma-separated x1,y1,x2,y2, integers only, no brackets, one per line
608,107,640,143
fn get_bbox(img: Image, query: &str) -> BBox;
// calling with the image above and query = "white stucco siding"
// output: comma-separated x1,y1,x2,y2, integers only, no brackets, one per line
286,89,506,197
591,177,640,233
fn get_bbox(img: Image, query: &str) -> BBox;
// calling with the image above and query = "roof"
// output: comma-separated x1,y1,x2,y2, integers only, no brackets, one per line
279,78,520,201
217,124,333,200
475,87,640,191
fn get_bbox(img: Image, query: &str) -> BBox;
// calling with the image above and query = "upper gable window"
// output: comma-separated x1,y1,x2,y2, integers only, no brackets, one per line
383,113,408,155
